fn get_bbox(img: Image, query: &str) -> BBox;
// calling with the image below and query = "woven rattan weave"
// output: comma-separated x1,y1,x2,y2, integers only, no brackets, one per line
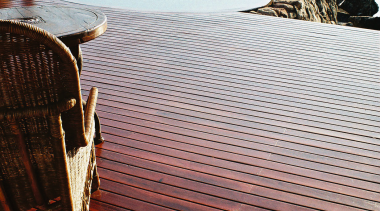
0,20,100,211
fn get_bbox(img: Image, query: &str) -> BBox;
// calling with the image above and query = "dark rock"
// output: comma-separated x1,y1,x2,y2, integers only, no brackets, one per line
273,2,296,11
336,0,345,5
274,0,303,9
297,0,338,23
349,16,380,29
337,8,350,22
251,0,339,24
272,7,290,17
249,0,380,30
340,0,379,16
257,7,279,16
338,21,353,26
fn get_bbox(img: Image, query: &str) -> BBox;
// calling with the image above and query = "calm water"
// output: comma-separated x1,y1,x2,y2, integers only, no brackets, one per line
69,0,379,16
375,0,380,16
67,0,270,12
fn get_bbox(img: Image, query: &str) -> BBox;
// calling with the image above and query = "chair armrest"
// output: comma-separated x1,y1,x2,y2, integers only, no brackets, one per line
84,87,98,144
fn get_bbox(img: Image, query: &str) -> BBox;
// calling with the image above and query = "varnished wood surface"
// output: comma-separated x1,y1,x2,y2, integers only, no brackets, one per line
84,10,380,210
0,5,107,45
4,0,380,210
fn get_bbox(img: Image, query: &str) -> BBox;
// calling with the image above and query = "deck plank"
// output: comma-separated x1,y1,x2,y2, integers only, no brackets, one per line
89,200,131,211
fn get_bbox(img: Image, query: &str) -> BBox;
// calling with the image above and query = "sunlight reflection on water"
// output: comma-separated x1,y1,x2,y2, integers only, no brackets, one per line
67,0,270,12
374,0,380,16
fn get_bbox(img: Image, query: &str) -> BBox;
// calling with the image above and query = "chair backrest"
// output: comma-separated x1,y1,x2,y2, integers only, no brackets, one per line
0,20,87,147
0,20,87,210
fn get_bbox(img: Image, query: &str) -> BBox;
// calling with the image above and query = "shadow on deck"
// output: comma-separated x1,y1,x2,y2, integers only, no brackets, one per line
4,0,380,210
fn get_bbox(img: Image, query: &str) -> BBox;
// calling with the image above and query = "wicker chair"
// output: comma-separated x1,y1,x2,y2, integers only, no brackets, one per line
0,20,100,210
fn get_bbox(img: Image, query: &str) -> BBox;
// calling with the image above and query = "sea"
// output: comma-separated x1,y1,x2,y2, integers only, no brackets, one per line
70,0,380,16
375,0,380,16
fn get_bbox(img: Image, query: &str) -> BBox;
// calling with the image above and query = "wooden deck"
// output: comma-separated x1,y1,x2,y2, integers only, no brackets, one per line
4,0,380,210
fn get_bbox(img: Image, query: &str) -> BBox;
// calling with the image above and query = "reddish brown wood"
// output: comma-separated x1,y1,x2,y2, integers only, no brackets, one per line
80,72,380,136
80,64,380,116
11,123,45,206
13,0,380,210
81,82,380,159
0,5,107,45
94,111,380,185
84,40,380,88
98,168,240,211
81,55,380,114
80,72,380,129
90,200,131,211
80,65,380,125
97,151,377,209
82,89,380,162
0,181,11,211
89,97,380,174
91,190,172,211
97,156,371,210
96,136,380,205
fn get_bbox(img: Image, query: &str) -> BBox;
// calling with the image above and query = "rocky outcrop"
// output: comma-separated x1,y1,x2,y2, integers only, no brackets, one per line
339,0,378,16
250,0,338,24
298,0,338,23
337,8,350,22
349,16,380,30
336,0,379,30
249,0,380,30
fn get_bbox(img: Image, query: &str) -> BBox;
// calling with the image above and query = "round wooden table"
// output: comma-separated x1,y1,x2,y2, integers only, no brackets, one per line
0,5,107,72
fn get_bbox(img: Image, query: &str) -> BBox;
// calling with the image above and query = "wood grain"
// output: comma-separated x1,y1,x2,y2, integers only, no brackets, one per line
0,5,107,45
